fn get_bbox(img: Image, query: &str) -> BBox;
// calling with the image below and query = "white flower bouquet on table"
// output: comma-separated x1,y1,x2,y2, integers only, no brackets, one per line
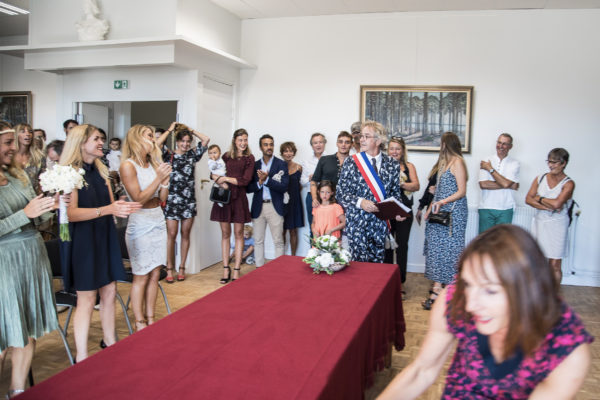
302,235,351,275
39,164,86,241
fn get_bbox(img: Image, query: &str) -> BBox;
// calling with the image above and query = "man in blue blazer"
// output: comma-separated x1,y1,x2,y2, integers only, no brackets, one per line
247,134,289,267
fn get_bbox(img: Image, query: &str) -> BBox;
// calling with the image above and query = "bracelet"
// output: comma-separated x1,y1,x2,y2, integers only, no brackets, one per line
96,208,101,218
160,183,170,189
538,196,544,204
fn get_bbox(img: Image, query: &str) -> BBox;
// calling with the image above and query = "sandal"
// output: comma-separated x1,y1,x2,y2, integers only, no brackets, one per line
165,267,175,284
146,315,154,325
135,319,147,332
6,390,25,399
220,266,231,284
232,267,241,281
422,287,442,310
177,267,186,281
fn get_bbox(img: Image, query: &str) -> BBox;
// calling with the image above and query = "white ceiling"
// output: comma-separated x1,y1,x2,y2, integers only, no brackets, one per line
210,0,600,19
1,0,599,38
0,0,28,36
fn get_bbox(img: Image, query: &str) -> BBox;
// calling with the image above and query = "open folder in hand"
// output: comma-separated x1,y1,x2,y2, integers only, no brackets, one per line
373,197,411,220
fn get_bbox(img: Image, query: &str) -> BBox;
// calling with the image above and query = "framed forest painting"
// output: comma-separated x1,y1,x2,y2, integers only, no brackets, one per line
360,85,473,153
0,92,32,125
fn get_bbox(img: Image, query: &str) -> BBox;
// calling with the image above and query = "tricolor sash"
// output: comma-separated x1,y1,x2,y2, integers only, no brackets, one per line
352,152,386,202
352,152,397,249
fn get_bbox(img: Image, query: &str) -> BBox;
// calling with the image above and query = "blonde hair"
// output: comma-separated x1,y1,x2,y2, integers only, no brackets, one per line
122,124,162,168
243,224,253,237
0,121,29,184
60,124,109,180
15,123,44,169
361,120,388,147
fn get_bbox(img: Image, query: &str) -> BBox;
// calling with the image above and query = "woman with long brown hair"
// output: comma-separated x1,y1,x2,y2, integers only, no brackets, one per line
378,225,592,399
60,124,141,361
210,128,255,283
120,124,171,330
0,121,59,398
422,132,468,310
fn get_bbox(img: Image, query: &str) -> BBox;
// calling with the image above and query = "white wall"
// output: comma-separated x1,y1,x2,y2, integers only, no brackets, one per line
29,0,177,45
0,54,59,135
238,9,600,286
176,0,241,56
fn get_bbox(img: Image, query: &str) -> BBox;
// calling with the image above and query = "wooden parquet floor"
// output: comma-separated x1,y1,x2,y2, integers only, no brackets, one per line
1,265,599,399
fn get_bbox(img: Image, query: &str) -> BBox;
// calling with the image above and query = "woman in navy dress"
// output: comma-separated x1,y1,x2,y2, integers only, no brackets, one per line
210,128,254,283
61,124,141,361
280,141,304,255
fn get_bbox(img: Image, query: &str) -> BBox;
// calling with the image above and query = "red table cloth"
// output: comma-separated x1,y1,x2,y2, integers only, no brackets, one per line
21,256,405,400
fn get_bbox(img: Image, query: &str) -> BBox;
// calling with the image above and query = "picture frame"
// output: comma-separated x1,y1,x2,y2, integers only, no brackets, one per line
0,91,32,125
360,85,473,153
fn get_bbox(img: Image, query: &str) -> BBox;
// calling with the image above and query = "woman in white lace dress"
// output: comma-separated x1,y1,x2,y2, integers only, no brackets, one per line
120,125,172,331
526,148,574,284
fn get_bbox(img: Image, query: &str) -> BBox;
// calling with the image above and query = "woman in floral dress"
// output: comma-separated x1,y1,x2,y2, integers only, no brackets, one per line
157,123,210,282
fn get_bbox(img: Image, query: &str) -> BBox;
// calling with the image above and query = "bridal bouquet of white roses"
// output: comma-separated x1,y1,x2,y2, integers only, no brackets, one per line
303,235,351,275
39,164,86,241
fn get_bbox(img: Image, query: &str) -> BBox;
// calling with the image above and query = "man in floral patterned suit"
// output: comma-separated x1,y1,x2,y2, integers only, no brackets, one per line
337,121,401,263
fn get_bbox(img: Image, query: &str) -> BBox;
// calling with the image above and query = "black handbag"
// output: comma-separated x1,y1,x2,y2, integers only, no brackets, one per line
209,184,231,204
428,211,451,226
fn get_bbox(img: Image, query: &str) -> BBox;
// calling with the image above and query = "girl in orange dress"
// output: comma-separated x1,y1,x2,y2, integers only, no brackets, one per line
311,180,345,238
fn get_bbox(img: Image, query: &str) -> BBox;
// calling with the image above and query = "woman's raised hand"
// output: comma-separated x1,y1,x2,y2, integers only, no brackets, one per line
24,194,55,218
110,200,142,218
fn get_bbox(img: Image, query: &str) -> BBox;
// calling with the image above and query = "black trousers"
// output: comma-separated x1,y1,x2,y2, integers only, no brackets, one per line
383,215,412,283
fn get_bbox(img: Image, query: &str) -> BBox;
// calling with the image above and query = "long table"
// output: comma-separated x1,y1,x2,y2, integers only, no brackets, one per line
22,256,405,400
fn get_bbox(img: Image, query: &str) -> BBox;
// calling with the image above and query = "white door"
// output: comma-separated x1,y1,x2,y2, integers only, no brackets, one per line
186,76,235,272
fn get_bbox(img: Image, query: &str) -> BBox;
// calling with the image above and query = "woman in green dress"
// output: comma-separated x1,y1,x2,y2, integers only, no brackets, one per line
0,122,60,398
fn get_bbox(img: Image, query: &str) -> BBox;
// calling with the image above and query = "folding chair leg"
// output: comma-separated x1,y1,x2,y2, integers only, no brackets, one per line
158,282,171,314
115,292,133,335
57,325,75,365
61,308,74,337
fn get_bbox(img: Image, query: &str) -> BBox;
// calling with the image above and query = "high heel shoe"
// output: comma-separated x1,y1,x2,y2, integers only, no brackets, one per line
220,266,231,284
421,287,442,310
177,267,186,281
232,267,241,281
100,339,107,349
135,319,147,332
6,389,25,399
146,315,154,325
165,267,175,284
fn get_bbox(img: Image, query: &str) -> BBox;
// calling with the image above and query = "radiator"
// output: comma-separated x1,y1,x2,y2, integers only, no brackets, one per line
466,205,580,274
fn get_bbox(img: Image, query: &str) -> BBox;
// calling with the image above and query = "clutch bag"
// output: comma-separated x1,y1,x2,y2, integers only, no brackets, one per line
209,184,231,205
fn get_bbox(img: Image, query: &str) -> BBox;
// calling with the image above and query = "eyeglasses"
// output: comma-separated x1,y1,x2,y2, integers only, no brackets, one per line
496,141,511,147
359,134,376,140
546,159,562,165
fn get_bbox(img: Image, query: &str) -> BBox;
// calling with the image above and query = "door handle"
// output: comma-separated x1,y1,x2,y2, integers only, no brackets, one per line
200,179,210,190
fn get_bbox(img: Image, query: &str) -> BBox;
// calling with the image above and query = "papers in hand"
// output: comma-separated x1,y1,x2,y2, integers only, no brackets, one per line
373,197,411,220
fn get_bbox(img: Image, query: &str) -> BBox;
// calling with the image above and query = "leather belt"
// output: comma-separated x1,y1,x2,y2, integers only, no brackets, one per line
262,199,271,203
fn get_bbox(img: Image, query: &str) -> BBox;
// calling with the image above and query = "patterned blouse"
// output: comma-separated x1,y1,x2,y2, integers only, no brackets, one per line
443,285,593,399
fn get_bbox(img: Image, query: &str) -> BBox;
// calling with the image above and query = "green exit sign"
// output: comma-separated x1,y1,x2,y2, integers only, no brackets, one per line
113,80,129,89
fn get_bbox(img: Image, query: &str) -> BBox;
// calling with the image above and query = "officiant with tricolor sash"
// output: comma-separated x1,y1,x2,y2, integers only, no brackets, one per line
337,121,404,263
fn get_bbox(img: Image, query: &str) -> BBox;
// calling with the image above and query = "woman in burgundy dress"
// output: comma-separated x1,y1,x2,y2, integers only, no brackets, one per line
210,129,254,283
377,225,592,400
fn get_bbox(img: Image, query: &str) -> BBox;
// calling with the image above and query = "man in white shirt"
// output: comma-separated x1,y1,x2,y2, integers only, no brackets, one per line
478,133,520,233
300,133,326,226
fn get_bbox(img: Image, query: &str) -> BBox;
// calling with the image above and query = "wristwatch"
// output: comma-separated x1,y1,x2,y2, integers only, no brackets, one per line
489,168,495,174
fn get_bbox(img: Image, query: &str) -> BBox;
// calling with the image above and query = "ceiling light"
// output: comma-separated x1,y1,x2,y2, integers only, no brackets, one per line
0,6,18,15
0,1,29,14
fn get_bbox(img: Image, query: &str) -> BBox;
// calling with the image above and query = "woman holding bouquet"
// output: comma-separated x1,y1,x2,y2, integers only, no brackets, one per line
0,121,59,398
60,124,141,362
120,125,171,330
